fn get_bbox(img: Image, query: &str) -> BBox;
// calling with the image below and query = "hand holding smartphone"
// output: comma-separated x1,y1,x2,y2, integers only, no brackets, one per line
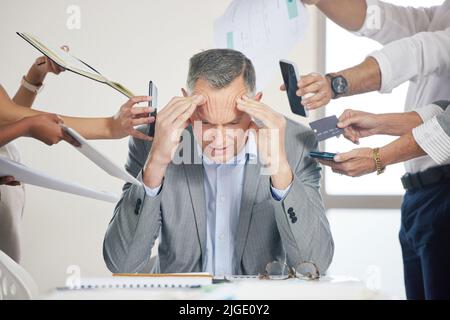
280,59,308,117
309,151,337,161
148,81,158,137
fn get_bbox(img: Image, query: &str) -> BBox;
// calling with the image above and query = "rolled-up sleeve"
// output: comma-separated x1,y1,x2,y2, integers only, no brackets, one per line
354,0,438,43
367,28,450,93
413,104,450,165
415,103,446,123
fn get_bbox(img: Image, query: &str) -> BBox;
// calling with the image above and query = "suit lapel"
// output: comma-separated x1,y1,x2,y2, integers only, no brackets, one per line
234,161,261,271
181,127,207,265
183,163,207,260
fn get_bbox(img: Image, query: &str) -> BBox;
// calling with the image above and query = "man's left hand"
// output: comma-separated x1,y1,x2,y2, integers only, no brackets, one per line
236,95,293,189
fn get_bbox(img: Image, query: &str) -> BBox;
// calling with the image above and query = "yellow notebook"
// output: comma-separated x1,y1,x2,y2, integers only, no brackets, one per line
17,32,134,98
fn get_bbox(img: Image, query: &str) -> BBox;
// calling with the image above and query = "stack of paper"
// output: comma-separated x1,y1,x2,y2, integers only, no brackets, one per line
0,156,119,203
214,0,309,91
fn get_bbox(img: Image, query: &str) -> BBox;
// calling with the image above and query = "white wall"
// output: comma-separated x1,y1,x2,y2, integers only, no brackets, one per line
327,210,405,299
1,0,322,293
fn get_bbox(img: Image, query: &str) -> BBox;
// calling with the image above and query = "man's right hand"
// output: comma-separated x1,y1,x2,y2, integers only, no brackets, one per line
280,72,332,110
143,95,205,188
25,114,80,147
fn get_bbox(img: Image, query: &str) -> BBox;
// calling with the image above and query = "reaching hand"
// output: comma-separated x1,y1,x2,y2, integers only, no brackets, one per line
280,73,332,110
337,109,381,144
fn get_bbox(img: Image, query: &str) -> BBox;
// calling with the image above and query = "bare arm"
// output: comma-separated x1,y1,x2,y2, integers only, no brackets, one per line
2,88,114,138
295,56,381,110
334,56,381,97
374,112,422,136
313,0,367,31
13,56,66,108
317,131,426,178
337,109,423,144
380,132,426,167
1,85,154,140
0,118,31,147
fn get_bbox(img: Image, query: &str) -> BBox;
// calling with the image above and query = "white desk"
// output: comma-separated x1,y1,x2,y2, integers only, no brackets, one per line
40,276,388,300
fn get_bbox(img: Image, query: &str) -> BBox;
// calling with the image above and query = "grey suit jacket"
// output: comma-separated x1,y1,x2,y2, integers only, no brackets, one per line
103,118,334,275
435,100,450,137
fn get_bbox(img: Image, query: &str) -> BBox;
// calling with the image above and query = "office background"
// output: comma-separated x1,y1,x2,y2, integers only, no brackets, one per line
0,0,442,298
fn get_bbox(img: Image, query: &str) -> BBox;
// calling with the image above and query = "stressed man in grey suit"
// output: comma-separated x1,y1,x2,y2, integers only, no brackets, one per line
103,49,334,276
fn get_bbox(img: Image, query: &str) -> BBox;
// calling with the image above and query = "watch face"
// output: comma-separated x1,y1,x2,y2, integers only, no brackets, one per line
332,76,348,95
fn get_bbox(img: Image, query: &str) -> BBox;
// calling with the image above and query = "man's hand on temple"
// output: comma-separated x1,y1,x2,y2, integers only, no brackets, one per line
236,95,293,189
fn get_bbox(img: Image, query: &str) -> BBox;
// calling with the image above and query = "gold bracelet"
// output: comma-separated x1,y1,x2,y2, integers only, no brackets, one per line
372,148,385,175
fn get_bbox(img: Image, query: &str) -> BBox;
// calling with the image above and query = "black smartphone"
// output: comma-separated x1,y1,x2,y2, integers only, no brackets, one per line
148,81,158,137
309,151,337,161
280,59,308,117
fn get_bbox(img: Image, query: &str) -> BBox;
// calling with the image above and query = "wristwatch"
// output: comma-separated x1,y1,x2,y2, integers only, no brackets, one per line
21,76,44,94
325,73,348,99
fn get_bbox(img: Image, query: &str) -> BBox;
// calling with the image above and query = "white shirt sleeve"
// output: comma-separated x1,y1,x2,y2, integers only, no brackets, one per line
144,184,162,197
413,113,450,165
354,0,439,44
270,183,293,201
368,28,450,93
415,103,446,123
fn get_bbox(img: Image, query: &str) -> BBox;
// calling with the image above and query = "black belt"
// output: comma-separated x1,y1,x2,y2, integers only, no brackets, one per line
401,164,450,191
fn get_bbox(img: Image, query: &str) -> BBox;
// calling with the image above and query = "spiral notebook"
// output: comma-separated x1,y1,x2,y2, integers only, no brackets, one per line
65,273,213,290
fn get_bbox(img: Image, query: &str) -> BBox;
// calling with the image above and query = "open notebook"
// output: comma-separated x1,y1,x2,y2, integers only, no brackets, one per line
17,32,134,98
65,273,213,290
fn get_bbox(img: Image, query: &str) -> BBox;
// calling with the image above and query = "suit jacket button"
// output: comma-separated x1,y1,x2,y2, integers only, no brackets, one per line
135,198,142,215
291,217,298,224
287,207,294,213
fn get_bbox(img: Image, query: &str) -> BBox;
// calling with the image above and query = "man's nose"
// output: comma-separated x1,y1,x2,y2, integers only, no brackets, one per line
209,126,228,145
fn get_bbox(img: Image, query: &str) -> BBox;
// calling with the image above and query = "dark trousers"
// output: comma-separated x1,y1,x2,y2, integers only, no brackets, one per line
400,179,450,300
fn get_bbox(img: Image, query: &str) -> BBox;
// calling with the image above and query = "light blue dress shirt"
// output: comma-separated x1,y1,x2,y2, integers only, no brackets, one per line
144,132,291,275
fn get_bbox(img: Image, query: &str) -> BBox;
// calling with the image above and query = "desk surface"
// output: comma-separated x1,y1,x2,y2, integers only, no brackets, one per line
41,276,387,300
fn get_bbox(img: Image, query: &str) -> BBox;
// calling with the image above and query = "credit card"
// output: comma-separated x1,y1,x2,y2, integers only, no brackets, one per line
309,115,344,141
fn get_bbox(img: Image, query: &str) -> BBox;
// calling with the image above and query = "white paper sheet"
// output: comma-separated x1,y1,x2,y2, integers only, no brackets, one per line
0,156,119,203
62,126,141,186
214,0,308,91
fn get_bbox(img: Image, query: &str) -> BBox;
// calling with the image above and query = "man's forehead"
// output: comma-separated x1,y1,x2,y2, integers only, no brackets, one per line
194,103,245,124
191,78,250,124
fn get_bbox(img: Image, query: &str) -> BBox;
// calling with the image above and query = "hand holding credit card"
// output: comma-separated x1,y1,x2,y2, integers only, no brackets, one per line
309,115,344,142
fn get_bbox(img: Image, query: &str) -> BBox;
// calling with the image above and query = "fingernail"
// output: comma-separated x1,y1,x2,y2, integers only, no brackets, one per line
334,155,341,162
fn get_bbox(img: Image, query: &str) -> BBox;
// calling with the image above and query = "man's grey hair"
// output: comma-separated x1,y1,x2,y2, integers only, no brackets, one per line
187,49,256,95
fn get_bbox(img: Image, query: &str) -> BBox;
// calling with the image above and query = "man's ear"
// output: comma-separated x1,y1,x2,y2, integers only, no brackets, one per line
255,92,263,102
181,88,188,97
